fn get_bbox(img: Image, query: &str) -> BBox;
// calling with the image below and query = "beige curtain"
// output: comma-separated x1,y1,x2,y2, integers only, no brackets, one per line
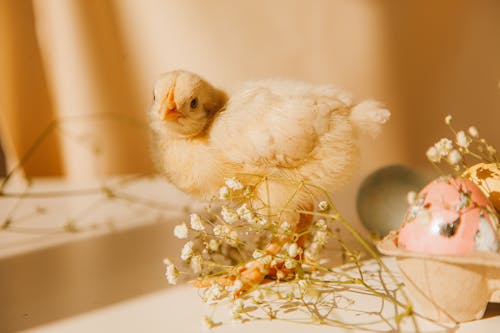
1,0,500,181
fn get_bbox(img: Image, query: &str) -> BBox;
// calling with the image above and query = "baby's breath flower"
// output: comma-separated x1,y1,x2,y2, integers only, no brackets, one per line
252,250,264,259
280,221,291,231
456,131,470,148
257,255,272,265
190,254,203,274
313,230,328,246
447,149,462,165
219,186,229,199
317,200,329,212
213,225,223,237
227,230,240,246
435,138,453,157
287,243,299,257
190,213,205,231
468,126,479,138
221,206,239,224
304,248,318,262
174,223,188,239
315,219,327,231
426,146,441,163
243,186,253,197
298,279,309,292
204,284,225,304
164,261,179,285
284,258,296,269
236,203,253,222
230,279,244,294
181,241,194,261
208,239,220,252
225,177,244,190
444,115,452,125
406,191,417,205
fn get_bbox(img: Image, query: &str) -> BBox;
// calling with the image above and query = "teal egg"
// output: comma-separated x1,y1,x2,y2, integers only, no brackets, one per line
356,165,430,237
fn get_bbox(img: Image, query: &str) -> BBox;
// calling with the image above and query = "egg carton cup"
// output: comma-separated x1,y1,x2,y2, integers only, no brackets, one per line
377,231,500,323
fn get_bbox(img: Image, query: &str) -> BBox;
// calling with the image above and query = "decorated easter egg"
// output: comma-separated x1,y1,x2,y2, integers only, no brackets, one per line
356,165,429,237
463,162,500,214
398,176,499,255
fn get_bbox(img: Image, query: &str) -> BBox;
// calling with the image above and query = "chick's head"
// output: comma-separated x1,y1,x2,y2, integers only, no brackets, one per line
150,70,226,137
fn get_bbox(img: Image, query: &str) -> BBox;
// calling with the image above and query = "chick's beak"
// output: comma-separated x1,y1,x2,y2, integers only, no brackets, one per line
159,85,182,121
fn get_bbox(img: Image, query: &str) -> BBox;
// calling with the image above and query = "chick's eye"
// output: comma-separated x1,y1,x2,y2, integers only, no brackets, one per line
190,97,198,109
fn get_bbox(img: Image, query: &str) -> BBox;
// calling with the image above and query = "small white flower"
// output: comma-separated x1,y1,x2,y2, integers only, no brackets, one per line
230,279,244,294
208,239,220,252
426,146,441,163
276,271,285,279
236,203,254,223
444,115,452,125
224,177,244,190
190,213,205,231
406,191,417,205
173,223,188,239
435,138,453,157
318,201,329,212
456,131,470,148
468,126,479,138
315,219,327,231
304,248,318,262
447,149,462,165
213,225,223,236
298,279,309,292
221,206,239,224
252,250,264,259
165,263,179,285
204,284,225,304
313,230,328,246
284,259,296,269
280,221,291,231
227,230,240,246
180,241,194,261
287,243,299,257
219,186,229,199
190,254,203,274
257,255,272,265
254,215,268,226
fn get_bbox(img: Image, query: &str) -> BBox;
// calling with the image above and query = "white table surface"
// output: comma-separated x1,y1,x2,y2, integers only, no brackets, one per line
27,263,500,333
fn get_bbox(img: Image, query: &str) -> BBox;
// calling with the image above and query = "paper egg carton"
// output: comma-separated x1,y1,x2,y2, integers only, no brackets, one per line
378,231,500,323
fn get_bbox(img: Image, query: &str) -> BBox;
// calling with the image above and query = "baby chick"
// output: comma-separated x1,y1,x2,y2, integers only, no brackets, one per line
149,70,390,291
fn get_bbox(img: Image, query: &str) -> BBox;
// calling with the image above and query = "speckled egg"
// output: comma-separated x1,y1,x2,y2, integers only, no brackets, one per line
463,163,500,214
398,176,499,255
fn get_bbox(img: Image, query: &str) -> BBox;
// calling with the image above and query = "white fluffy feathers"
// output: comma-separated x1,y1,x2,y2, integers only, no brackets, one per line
150,71,390,207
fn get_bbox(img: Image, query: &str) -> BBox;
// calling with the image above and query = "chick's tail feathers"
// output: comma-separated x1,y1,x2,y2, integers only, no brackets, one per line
350,100,390,138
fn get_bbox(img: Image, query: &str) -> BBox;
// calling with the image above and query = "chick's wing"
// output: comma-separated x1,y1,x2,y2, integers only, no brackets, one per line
210,80,350,169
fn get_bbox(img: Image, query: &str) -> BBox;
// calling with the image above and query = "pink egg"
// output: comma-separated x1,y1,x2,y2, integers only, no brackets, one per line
398,176,499,255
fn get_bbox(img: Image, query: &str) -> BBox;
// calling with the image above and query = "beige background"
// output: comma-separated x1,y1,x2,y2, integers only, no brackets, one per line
1,0,500,180
1,2,500,331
